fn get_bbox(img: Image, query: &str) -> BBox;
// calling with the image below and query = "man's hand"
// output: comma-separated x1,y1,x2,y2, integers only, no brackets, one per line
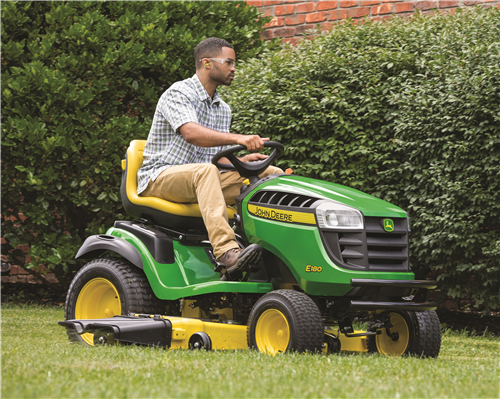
239,153,268,163
236,135,269,152
180,123,270,151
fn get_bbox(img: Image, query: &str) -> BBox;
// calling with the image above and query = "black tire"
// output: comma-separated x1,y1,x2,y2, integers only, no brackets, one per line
64,258,165,345
369,310,441,358
247,290,324,354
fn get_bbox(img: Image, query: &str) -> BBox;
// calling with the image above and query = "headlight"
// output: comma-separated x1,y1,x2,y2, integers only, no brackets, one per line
316,202,364,230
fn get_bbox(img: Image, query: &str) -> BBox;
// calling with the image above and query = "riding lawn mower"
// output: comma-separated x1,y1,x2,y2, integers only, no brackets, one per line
59,140,441,357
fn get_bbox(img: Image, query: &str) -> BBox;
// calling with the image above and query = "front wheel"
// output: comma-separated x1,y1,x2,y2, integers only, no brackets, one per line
64,258,165,345
247,290,324,355
369,310,441,358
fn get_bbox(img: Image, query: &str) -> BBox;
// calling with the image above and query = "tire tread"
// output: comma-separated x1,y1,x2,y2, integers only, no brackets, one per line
247,289,323,353
64,258,165,343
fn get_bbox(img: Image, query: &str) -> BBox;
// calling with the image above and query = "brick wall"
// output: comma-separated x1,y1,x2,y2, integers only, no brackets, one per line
247,0,500,44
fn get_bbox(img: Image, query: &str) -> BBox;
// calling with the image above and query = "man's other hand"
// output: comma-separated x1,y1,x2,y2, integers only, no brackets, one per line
236,135,269,152
239,153,268,163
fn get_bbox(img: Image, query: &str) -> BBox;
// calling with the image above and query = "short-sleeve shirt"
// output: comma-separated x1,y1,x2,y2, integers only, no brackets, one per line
137,74,231,195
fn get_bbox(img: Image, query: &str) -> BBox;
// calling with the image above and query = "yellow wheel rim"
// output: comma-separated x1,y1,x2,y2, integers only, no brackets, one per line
75,278,121,345
375,313,410,356
255,309,290,355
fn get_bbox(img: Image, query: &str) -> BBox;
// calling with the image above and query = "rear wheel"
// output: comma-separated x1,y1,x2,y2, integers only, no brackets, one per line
247,290,323,355
64,258,165,345
370,310,441,358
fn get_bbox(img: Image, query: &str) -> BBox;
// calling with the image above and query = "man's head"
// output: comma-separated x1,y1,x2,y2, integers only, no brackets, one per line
195,37,233,70
195,37,236,87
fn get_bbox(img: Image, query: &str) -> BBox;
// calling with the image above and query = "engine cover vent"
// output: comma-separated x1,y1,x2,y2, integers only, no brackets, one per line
249,191,320,208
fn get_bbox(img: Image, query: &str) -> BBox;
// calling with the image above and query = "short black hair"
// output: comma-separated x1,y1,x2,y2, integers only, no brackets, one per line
194,37,233,69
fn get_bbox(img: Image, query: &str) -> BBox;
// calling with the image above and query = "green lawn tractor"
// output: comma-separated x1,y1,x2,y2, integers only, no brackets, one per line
60,140,441,357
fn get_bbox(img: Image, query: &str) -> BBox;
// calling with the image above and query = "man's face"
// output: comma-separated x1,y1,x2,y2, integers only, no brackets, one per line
209,47,236,87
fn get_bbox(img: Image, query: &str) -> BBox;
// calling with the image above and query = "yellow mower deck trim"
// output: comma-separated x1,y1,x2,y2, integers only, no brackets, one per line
138,315,369,353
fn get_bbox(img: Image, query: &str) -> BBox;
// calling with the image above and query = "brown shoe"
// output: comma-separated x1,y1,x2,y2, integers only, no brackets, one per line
217,244,262,280
216,248,242,269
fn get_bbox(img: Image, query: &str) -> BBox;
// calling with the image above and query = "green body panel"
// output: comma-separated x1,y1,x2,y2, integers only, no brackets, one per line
107,228,274,300
106,175,413,299
240,176,414,296
253,175,408,218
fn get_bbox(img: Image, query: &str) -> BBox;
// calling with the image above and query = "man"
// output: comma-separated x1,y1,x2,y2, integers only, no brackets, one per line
137,37,282,277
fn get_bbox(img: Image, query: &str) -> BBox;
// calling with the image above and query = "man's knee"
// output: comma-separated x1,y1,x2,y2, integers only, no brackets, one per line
261,165,284,177
269,166,284,174
193,163,221,184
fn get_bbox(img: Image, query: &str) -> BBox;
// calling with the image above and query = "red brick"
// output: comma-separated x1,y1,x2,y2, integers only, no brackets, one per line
294,24,315,35
283,37,300,45
340,0,358,7
328,9,349,19
263,0,283,5
261,29,273,40
306,11,327,22
438,0,458,7
45,274,59,284
246,0,263,6
372,3,392,13
416,1,437,10
360,0,381,4
463,0,478,5
275,4,296,14
284,14,306,25
259,6,274,16
372,14,393,21
296,2,317,13
317,1,338,10
394,2,415,12
321,22,335,30
263,17,285,28
349,6,370,17
273,27,296,37
284,0,304,2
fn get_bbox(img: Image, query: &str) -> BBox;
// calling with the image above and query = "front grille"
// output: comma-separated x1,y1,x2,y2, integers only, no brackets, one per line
249,191,319,208
321,217,409,272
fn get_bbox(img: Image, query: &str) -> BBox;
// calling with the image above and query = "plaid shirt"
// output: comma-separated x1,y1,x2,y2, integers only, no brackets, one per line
137,74,231,194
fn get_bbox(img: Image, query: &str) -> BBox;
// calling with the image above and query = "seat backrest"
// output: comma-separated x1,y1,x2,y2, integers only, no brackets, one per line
120,140,236,227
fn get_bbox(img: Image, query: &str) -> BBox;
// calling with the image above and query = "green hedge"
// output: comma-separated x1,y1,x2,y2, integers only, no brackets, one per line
1,1,271,288
224,7,500,310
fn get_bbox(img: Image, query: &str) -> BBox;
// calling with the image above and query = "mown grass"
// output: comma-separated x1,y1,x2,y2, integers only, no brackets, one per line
1,304,499,398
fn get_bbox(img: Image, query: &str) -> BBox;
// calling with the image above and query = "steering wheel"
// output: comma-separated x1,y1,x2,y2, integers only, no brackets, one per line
212,141,284,179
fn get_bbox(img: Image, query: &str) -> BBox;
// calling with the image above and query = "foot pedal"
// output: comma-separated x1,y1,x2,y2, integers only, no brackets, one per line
220,245,262,281
205,248,227,273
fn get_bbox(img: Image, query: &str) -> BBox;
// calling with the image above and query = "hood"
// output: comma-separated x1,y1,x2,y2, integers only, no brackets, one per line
257,175,407,218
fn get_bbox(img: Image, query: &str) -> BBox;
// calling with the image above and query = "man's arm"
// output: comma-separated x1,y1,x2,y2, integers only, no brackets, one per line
180,122,269,152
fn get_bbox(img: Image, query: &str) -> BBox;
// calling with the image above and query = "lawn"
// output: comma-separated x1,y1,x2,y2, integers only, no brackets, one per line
1,304,499,398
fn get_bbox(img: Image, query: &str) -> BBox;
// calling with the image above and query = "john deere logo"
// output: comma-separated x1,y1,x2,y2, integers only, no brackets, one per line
383,219,395,232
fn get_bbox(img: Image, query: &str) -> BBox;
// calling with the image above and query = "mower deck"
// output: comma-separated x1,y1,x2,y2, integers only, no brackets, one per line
60,314,368,353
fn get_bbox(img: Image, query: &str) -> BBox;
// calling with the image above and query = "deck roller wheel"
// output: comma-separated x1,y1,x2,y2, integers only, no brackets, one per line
247,290,324,355
64,258,165,346
323,334,341,354
189,332,212,350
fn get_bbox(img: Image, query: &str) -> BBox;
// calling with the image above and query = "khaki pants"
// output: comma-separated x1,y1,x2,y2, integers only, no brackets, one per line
141,164,283,259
